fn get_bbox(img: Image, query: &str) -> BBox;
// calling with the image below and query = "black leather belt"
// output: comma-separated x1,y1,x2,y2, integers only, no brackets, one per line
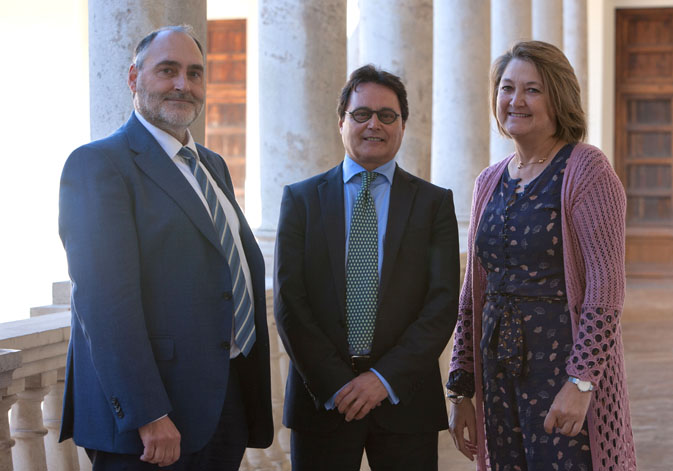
350,355,372,375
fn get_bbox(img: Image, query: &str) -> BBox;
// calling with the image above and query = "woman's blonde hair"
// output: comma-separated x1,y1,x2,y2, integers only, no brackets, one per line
491,40,586,142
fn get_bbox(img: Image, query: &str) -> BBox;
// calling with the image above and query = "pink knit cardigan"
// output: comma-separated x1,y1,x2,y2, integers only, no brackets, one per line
449,143,637,471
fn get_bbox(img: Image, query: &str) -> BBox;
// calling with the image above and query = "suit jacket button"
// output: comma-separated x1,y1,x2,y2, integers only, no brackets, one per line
221,341,231,350
222,291,232,300
117,411,124,418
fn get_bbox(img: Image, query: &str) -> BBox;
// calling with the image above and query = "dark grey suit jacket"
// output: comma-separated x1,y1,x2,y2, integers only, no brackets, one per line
274,162,460,433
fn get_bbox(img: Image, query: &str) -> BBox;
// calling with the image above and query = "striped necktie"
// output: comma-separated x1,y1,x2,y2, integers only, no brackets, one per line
178,147,256,356
346,171,379,354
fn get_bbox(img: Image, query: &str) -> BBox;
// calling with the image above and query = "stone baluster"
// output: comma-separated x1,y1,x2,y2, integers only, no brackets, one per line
1,349,22,471
239,453,251,471
276,341,290,456
77,448,92,471
240,304,291,470
10,372,56,471
243,448,273,470
266,317,291,469
43,368,79,471
0,394,18,471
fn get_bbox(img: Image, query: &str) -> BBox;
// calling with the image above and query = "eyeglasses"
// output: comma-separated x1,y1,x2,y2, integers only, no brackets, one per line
346,107,401,125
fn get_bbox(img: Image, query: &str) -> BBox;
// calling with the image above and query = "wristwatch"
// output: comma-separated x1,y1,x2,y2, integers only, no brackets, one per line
445,389,465,404
568,376,594,392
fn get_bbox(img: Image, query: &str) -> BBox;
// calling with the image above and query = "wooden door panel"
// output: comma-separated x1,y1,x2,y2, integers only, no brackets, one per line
205,19,247,209
629,98,671,125
616,8,673,276
626,51,673,81
625,14,673,45
627,130,671,159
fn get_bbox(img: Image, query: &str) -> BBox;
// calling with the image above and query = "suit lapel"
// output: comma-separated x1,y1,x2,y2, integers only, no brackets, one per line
125,116,227,259
379,166,417,300
318,164,347,315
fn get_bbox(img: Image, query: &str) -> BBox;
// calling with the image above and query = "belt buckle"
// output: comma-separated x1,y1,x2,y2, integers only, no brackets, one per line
350,355,371,375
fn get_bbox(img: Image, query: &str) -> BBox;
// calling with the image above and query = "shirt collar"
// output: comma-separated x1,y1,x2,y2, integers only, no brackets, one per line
134,110,198,159
342,155,396,185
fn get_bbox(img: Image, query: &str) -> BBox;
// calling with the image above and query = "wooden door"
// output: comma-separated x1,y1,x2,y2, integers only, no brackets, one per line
616,8,673,277
205,19,247,209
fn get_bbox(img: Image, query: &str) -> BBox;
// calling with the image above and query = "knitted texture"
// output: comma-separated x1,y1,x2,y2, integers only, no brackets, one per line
449,143,637,471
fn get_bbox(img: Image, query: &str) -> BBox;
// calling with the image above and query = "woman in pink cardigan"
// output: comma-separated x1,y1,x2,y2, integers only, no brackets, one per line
447,41,637,471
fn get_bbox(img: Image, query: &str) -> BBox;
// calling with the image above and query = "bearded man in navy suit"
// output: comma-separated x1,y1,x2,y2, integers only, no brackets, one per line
274,65,460,470
58,25,272,470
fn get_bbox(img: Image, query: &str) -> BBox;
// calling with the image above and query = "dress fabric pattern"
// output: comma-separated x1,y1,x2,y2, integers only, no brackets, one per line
473,144,593,470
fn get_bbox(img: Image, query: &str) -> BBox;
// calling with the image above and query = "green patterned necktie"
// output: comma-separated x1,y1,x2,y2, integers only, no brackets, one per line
346,171,379,354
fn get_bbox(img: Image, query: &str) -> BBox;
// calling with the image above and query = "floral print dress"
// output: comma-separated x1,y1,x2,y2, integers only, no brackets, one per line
468,143,592,470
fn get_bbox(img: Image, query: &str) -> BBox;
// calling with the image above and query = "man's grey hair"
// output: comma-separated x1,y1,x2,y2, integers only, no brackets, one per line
133,24,204,70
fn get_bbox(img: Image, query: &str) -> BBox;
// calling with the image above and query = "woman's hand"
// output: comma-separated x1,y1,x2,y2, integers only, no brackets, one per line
448,398,478,461
543,381,592,436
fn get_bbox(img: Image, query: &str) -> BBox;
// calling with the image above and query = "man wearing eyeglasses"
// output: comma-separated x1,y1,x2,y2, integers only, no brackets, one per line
274,64,460,470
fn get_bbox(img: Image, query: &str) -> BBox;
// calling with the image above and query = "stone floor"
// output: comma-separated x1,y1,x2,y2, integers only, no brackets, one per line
436,277,673,471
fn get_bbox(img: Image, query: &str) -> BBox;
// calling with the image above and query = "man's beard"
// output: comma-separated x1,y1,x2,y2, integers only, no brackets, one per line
135,86,203,132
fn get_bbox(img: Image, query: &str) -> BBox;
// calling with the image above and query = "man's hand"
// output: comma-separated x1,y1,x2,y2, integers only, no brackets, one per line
448,399,478,461
334,371,388,422
543,380,592,437
138,416,181,467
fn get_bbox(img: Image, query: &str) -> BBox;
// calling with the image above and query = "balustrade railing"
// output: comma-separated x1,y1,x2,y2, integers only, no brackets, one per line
0,283,292,471
0,254,464,471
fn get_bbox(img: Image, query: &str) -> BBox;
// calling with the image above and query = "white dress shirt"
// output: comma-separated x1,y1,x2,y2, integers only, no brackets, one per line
135,111,253,359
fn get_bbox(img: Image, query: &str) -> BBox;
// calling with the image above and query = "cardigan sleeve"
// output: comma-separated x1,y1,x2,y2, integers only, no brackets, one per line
448,168,491,378
565,155,627,385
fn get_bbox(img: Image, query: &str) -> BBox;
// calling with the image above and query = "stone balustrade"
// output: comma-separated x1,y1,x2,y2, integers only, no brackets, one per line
0,258,464,471
0,284,293,471
0,311,88,471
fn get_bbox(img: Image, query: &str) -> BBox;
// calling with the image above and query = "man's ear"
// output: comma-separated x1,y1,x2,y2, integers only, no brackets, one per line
128,64,138,94
338,118,344,134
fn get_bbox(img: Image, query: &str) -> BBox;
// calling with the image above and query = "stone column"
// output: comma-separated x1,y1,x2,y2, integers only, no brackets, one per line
532,0,563,48
88,0,207,141
10,372,56,471
490,0,532,164
348,22,361,74
357,0,433,180
432,1,491,249
563,0,588,112
43,370,79,471
257,0,347,270
0,349,21,471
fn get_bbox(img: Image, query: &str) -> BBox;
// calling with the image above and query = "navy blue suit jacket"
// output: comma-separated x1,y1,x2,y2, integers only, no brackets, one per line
58,114,273,454
274,163,460,433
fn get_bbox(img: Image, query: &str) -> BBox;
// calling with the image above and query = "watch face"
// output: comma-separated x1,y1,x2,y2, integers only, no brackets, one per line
569,377,593,392
577,381,591,392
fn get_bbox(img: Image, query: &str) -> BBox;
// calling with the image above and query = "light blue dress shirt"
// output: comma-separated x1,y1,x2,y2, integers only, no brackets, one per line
324,155,400,410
